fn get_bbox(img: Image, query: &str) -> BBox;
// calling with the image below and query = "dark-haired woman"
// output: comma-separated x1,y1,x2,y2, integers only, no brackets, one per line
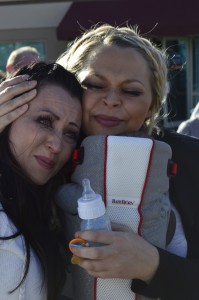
0,62,82,300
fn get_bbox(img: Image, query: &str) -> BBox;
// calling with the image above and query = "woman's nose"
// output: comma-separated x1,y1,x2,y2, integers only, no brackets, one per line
103,89,121,107
45,132,63,153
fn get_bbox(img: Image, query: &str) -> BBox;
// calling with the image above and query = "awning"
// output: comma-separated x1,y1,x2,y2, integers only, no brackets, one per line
57,0,199,40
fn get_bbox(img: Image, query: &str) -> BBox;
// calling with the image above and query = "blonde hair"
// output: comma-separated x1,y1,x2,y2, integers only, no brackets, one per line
57,24,169,134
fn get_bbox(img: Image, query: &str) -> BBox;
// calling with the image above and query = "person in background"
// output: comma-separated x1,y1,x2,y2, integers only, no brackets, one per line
177,102,199,138
6,46,40,77
189,101,199,119
0,24,199,300
0,61,82,300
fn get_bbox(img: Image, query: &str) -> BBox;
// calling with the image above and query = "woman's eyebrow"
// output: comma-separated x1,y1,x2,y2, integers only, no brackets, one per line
69,121,80,130
40,109,59,120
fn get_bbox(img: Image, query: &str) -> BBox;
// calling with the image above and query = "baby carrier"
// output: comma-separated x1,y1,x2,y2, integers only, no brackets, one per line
57,134,174,300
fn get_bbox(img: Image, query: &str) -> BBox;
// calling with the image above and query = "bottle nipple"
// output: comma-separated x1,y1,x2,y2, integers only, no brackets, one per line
78,178,105,219
82,178,96,200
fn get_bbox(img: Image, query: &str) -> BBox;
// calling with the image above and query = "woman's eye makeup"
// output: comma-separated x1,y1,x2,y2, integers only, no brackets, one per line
35,114,79,143
82,81,103,90
82,79,144,96
123,89,143,96
37,115,53,128
63,130,79,142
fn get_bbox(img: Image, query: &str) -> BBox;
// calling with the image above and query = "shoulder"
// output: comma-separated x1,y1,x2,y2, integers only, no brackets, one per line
155,129,199,155
0,201,25,260
155,129,199,232
154,128,199,196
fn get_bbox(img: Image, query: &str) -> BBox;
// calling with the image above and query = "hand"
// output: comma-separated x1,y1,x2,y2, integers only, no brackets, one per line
0,75,37,133
71,224,159,282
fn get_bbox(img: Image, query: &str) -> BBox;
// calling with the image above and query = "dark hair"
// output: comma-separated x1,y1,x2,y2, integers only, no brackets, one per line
15,61,83,100
0,62,82,300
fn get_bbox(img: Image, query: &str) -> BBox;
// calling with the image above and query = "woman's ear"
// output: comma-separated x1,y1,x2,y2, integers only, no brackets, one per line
6,64,12,74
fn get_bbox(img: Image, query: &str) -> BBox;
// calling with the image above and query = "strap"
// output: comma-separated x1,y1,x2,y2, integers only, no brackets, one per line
166,209,176,245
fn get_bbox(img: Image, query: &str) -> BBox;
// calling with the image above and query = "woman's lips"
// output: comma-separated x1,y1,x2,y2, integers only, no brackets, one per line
95,115,123,127
35,155,55,170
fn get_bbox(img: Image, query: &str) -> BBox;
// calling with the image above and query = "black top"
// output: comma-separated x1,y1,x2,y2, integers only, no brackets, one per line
132,130,199,300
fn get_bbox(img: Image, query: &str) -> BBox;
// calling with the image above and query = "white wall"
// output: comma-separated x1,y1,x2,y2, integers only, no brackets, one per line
0,27,68,62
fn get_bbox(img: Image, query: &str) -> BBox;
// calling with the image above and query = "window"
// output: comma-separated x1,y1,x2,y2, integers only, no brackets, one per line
163,39,188,128
192,37,199,108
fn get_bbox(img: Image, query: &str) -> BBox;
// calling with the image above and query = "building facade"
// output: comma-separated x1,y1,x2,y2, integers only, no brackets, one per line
0,0,199,128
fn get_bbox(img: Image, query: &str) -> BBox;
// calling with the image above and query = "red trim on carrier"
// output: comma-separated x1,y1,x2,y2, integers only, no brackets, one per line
103,135,109,208
138,139,155,236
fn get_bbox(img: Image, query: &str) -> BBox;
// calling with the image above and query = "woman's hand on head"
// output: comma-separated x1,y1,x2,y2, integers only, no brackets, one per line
72,224,159,282
0,75,37,133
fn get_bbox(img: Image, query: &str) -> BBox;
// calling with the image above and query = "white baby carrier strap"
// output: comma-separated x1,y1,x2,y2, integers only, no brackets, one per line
71,135,171,300
105,135,154,232
96,136,154,300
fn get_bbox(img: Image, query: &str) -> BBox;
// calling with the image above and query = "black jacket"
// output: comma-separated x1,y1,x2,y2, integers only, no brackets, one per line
132,130,199,300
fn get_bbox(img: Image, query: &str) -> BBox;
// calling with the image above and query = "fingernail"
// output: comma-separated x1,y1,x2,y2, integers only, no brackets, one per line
28,80,37,86
28,89,37,95
22,75,30,80
71,255,81,265
20,104,29,111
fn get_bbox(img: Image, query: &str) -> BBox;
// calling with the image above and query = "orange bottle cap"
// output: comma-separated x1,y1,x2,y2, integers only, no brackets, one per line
69,238,87,253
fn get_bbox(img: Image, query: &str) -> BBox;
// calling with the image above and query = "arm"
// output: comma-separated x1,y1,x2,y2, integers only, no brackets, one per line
0,246,25,299
0,209,45,300
72,228,198,300
149,130,199,300
0,75,37,133
132,248,199,300
0,209,26,299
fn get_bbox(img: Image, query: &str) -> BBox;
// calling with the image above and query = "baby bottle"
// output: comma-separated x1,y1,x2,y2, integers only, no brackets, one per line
69,178,111,263
77,178,111,237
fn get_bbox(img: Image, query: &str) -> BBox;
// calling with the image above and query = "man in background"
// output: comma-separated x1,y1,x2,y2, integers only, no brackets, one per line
6,46,40,77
